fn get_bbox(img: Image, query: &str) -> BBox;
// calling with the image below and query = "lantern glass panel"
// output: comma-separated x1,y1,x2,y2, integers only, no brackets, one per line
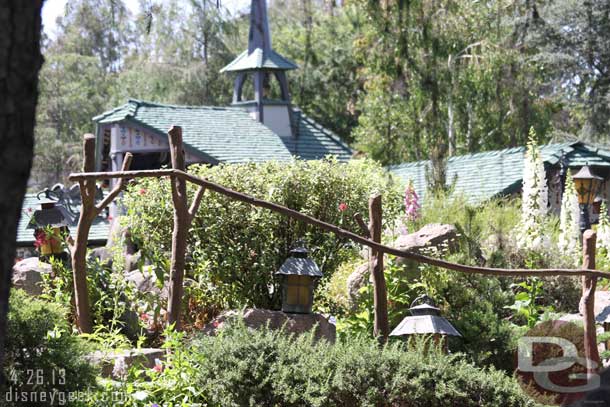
285,275,311,307
574,178,592,205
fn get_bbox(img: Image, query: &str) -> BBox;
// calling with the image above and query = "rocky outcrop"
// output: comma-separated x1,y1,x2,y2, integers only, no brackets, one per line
12,257,52,295
345,224,459,307
124,266,169,299
394,223,458,258
88,348,165,378
346,263,370,308
202,308,336,343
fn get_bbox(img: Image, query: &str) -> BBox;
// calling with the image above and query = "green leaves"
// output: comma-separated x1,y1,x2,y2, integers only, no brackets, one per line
120,159,402,321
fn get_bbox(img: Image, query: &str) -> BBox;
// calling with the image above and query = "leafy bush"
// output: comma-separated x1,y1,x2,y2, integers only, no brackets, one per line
120,158,402,315
103,323,535,406
0,290,96,406
40,255,132,334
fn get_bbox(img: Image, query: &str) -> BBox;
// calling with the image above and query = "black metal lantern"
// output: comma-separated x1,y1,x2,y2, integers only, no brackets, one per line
573,165,603,233
275,242,323,314
390,295,461,350
27,202,72,256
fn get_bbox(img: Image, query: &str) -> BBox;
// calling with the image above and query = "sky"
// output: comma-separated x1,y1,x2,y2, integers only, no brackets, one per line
42,0,250,40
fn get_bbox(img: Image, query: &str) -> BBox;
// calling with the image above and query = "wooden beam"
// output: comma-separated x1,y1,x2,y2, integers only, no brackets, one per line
71,135,96,333
581,230,600,373
167,126,190,330
369,194,389,342
67,167,610,279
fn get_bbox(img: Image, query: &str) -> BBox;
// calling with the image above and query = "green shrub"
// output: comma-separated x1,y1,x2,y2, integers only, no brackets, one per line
40,255,132,334
120,158,402,314
109,323,535,406
0,290,96,406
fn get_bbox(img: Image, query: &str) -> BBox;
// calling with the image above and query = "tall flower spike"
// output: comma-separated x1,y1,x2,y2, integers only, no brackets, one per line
558,173,581,265
404,181,420,222
516,128,549,251
598,201,610,253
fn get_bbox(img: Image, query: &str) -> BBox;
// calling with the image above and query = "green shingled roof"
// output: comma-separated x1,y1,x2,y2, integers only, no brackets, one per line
287,110,352,161
94,99,352,163
388,142,610,204
220,48,298,73
17,194,110,246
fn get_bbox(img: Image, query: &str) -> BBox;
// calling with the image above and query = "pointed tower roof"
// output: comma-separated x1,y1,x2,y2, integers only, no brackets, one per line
221,0,297,73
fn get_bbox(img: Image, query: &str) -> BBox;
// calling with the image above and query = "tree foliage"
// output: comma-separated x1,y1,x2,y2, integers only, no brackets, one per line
32,0,610,189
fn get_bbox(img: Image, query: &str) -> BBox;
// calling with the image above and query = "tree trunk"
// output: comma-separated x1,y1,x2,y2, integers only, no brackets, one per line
0,0,44,370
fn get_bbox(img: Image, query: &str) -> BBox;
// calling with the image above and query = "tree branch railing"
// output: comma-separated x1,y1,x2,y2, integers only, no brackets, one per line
70,167,610,280
68,127,607,368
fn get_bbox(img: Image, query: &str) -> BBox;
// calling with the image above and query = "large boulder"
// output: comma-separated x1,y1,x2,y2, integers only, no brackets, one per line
394,223,458,258
346,263,370,309
12,257,52,295
124,266,169,299
202,308,336,343
88,348,165,378
345,224,459,307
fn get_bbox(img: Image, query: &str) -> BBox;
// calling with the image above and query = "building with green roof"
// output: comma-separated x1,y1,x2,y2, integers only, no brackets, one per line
93,0,351,176
17,0,351,249
388,141,610,213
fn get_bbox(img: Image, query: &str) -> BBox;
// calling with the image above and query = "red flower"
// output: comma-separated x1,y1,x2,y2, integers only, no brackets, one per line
140,313,149,322
338,202,348,212
33,229,48,249
139,188,147,196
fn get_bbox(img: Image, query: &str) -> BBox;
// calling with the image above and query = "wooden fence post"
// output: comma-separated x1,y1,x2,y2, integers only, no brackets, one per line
166,126,205,329
71,134,132,333
369,194,389,342
581,229,600,373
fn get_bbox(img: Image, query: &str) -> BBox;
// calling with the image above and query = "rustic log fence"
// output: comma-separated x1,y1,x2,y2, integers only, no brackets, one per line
69,126,606,367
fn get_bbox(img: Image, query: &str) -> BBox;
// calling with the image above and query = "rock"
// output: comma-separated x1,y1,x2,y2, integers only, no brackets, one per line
595,291,610,319
88,348,164,378
90,247,113,267
393,223,458,266
202,308,336,343
12,257,52,295
124,266,169,299
394,223,458,254
346,263,370,308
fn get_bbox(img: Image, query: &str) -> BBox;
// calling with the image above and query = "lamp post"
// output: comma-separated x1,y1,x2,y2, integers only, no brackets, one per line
389,295,461,352
572,165,603,234
27,202,72,259
275,242,323,314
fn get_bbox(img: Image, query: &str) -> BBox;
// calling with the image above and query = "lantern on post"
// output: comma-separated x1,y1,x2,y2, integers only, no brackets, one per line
27,202,72,258
572,164,603,233
390,295,461,352
275,242,323,314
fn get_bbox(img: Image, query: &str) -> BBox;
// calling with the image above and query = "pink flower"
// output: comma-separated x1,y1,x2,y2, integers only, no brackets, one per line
152,359,163,373
107,215,114,221
212,320,221,328
404,183,420,221
338,202,348,212
139,188,147,196
33,229,48,249
140,313,149,322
